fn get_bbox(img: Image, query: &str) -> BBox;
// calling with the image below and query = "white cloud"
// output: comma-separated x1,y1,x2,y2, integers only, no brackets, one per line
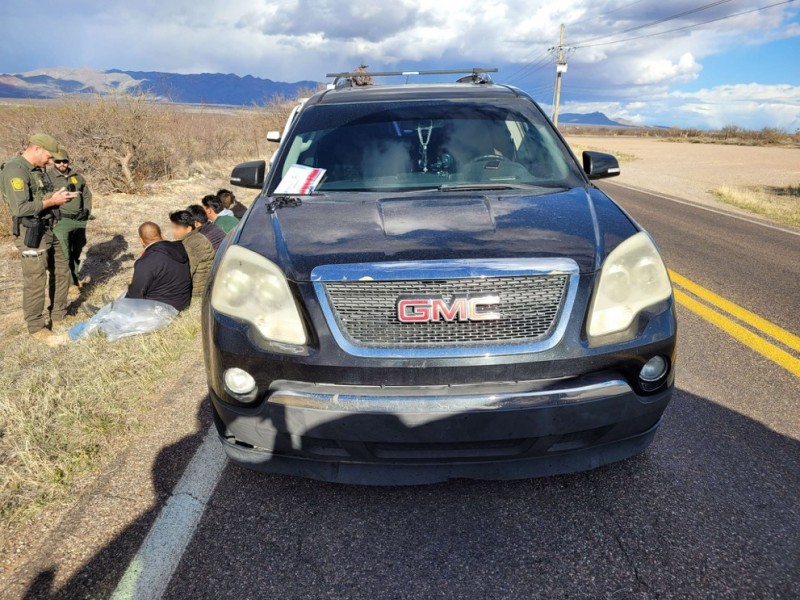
632,53,702,86
0,0,798,128
560,83,800,130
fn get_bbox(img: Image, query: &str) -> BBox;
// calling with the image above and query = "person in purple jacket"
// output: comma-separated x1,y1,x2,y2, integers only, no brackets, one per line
187,204,226,252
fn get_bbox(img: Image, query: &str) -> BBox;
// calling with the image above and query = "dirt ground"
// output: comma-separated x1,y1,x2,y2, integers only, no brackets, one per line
0,171,239,338
566,135,800,210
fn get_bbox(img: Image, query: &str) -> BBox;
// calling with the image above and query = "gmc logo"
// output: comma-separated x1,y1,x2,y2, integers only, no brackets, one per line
397,294,502,323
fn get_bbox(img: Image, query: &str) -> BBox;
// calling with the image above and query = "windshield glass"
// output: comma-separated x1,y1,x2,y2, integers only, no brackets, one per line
270,98,585,194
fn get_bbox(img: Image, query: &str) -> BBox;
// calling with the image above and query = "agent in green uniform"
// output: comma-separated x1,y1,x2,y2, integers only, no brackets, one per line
1,134,76,339
49,149,92,287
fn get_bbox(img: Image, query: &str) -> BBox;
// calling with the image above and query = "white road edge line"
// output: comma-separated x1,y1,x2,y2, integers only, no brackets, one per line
604,181,800,238
111,425,228,600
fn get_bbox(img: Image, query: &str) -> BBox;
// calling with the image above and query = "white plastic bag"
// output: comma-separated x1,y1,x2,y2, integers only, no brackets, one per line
71,298,179,342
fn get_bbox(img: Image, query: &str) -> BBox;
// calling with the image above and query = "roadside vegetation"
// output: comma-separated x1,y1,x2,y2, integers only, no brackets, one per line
712,184,800,227
562,124,800,148
0,307,200,522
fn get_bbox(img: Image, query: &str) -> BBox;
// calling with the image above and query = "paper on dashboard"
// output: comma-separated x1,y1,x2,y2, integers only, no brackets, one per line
274,165,327,195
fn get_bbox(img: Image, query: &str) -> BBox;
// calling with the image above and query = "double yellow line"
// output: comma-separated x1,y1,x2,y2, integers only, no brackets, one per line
669,270,800,378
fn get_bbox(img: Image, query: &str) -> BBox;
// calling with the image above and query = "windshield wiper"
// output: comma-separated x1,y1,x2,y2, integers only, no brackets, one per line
438,183,525,192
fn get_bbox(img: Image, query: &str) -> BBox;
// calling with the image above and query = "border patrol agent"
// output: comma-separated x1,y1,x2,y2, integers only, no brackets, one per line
49,149,92,287
1,134,76,339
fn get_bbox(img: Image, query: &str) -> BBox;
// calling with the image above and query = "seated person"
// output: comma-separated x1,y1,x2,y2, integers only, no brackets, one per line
54,222,191,345
187,204,226,251
126,221,192,311
201,194,239,234
169,210,215,298
217,188,247,220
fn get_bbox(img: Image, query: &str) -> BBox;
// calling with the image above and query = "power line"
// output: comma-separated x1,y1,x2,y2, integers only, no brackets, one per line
602,0,650,17
505,52,552,84
575,0,796,48
506,57,554,85
505,0,653,83
572,0,738,47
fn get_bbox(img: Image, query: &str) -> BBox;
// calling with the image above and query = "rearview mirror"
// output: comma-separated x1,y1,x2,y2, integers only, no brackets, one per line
230,160,266,189
583,151,620,180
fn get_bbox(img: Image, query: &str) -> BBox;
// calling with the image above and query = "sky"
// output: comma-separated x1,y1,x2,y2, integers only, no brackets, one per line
1,0,799,130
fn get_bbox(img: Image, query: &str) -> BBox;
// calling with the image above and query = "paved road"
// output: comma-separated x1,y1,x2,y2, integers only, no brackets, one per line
156,184,800,598
28,185,797,599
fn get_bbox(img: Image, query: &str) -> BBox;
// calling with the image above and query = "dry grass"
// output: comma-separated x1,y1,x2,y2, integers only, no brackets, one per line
712,184,800,227
0,307,200,522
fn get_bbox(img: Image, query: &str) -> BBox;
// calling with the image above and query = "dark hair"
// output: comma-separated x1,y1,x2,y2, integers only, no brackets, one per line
186,204,208,224
201,194,224,214
217,188,235,202
169,210,196,229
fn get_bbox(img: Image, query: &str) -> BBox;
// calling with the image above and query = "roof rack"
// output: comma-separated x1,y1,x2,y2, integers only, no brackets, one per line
326,68,498,88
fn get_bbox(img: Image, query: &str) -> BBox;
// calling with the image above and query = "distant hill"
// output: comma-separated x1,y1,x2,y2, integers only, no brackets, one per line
0,67,318,105
558,112,630,127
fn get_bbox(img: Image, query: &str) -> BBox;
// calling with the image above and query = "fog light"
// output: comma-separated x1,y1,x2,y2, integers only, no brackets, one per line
640,356,668,383
224,368,256,396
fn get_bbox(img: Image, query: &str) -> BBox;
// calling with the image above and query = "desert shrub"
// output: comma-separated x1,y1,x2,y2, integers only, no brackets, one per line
560,124,796,147
0,91,311,197
2,94,172,193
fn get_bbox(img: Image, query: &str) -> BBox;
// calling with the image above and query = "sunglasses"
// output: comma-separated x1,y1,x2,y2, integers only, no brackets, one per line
54,160,70,164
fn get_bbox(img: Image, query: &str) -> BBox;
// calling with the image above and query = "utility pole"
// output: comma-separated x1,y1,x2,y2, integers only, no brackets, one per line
550,23,569,128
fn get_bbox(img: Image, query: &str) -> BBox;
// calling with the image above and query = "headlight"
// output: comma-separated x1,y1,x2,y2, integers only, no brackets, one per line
587,232,672,339
211,245,307,347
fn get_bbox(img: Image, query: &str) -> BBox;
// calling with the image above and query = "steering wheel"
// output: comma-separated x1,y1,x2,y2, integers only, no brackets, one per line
465,154,511,168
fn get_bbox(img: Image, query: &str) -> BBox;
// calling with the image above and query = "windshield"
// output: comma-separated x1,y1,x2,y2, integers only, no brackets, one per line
270,98,585,194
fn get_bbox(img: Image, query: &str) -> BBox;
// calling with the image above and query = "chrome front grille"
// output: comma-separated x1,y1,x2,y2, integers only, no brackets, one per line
322,275,569,348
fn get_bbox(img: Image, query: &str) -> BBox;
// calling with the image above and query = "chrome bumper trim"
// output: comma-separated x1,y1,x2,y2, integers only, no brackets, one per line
267,378,632,413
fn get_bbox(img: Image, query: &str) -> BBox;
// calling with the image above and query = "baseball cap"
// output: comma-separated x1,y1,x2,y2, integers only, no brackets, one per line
53,148,71,161
28,133,60,154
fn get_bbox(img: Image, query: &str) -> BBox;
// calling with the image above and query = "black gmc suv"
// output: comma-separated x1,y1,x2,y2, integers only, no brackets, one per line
203,69,677,484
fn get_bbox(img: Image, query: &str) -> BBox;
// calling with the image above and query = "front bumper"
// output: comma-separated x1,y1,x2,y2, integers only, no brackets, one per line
211,374,672,485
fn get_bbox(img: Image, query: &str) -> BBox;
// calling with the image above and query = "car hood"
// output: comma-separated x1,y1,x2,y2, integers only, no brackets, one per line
235,187,638,281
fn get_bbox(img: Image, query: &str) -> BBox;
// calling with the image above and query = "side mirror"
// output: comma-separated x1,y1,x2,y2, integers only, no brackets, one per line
230,160,266,189
266,131,281,143
583,151,620,180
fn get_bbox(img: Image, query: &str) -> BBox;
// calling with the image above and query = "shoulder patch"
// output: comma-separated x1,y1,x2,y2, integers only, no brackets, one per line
11,177,25,191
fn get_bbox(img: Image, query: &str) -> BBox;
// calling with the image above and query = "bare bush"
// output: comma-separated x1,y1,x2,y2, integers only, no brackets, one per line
0,91,308,195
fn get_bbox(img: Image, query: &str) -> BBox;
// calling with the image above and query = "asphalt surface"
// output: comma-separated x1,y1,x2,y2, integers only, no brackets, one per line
20,184,797,599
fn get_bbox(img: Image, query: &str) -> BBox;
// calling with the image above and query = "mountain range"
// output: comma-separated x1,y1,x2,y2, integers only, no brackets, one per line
0,68,632,127
558,112,631,127
0,67,317,105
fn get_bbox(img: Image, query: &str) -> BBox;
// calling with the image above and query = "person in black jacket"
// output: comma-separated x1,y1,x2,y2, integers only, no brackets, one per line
51,222,192,345
127,222,192,311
